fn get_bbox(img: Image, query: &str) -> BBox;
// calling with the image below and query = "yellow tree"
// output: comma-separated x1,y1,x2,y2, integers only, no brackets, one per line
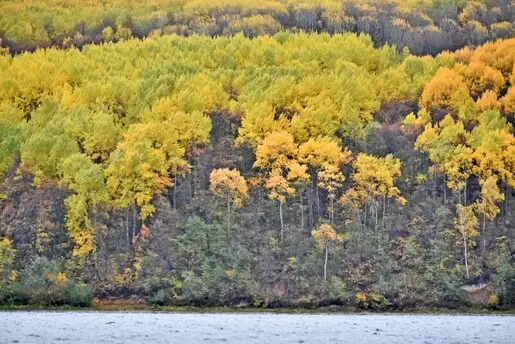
298,136,352,226
318,164,346,224
60,153,109,256
444,145,474,205
210,168,249,232
415,115,469,203
455,204,479,279
311,224,344,281
254,131,308,241
420,67,471,114
105,140,171,221
476,176,504,251
341,154,406,232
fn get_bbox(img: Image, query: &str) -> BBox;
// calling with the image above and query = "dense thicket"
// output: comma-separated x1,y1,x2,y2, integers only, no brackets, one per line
1,31,515,309
1,0,515,55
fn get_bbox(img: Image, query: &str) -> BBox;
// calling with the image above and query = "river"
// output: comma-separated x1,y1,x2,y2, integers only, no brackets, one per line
1,311,514,343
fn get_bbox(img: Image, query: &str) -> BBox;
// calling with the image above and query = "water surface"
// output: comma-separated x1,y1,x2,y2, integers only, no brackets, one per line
1,311,514,343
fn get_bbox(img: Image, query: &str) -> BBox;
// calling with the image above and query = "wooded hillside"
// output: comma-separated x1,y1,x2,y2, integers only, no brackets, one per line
0,3,515,310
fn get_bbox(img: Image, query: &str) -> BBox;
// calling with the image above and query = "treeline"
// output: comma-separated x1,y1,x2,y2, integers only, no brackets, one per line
1,0,515,55
1,32,515,309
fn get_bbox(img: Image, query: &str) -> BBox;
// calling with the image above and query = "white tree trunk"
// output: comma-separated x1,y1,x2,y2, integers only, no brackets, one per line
279,200,284,242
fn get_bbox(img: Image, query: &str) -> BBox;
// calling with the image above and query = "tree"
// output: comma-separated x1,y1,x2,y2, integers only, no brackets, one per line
105,140,171,221
341,154,406,232
415,115,469,203
476,176,504,252
254,131,308,241
298,136,352,226
0,237,16,289
318,164,346,225
210,168,249,232
60,153,108,256
420,68,471,114
455,204,479,279
311,224,344,281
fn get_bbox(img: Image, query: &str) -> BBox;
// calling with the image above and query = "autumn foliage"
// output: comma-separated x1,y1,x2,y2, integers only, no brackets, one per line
1,14,515,309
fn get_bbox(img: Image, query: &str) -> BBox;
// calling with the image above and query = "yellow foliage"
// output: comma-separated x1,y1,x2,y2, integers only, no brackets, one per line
210,168,249,208
456,204,479,243
461,62,505,99
420,68,471,113
488,292,499,307
254,131,308,201
311,223,344,249
476,176,504,221
342,153,406,209
476,90,501,112
298,136,352,170
502,87,515,114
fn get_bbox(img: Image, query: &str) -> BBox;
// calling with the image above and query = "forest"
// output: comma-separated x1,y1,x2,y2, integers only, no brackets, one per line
0,1,515,311
1,0,515,55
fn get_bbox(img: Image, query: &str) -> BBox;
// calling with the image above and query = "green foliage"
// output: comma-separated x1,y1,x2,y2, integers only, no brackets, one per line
328,276,352,302
65,282,93,307
14,257,92,306
180,271,209,304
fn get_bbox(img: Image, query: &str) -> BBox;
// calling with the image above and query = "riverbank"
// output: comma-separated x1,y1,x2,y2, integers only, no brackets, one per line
1,300,515,315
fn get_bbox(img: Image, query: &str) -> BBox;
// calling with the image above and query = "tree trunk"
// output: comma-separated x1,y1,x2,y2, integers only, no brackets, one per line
482,214,486,257
125,209,130,247
227,194,231,233
173,174,177,209
363,204,367,231
374,204,378,232
375,204,379,250
464,234,469,279
324,242,329,281
382,195,386,229
443,174,447,205
330,196,334,225
316,185,321,224
464,180,467,206
132,203,137,246
300,190,304,230
279,200,284,242
432,172,436,201
308,173,317,227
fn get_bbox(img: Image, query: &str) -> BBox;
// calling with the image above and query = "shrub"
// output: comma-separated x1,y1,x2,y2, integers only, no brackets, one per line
147,289,170,306
328,276,352,302
18,257,67,305
15,257,92,307
65,283,93,307
181,271,209,304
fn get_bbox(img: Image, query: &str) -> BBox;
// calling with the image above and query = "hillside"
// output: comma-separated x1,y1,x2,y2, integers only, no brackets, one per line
0,5,515,310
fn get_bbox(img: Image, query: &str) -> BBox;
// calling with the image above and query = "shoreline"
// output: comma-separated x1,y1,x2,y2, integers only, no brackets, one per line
1,304,515,315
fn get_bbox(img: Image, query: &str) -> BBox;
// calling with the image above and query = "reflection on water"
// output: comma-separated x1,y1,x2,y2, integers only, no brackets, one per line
1,311,514,344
